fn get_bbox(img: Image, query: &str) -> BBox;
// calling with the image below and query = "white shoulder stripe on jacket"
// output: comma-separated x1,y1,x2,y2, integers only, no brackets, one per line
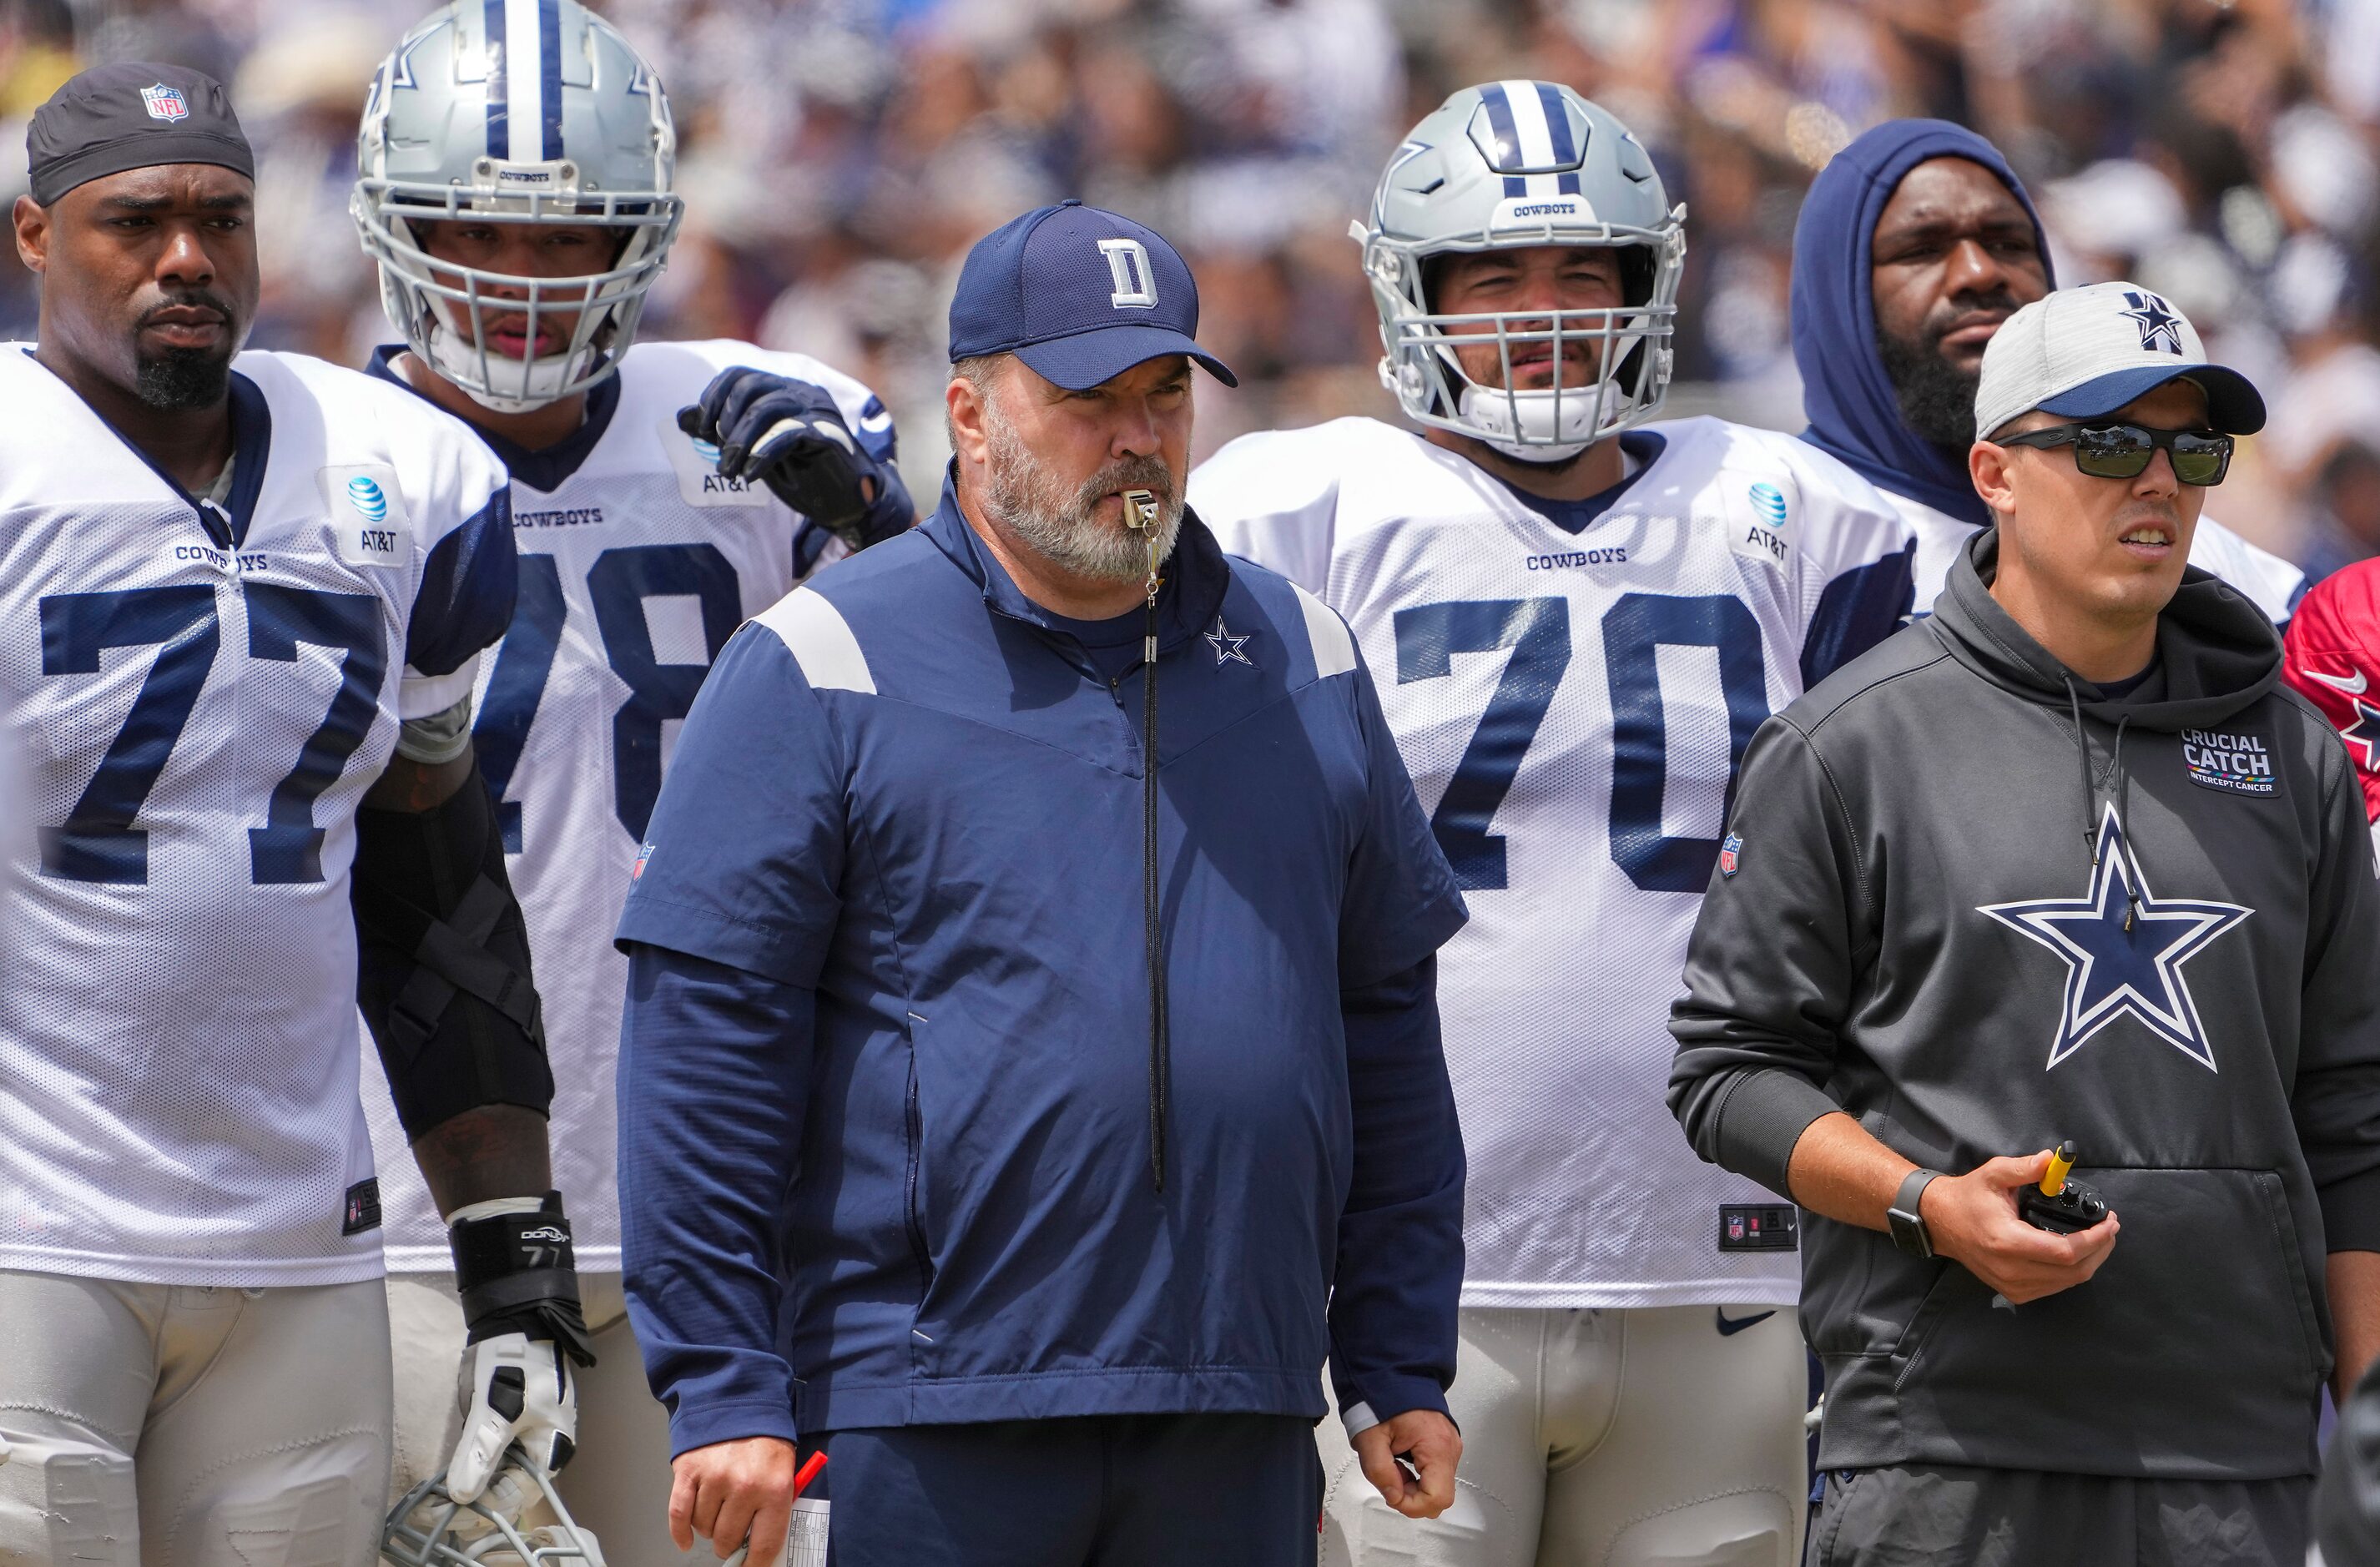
1292,582,1358,678
755,587,875,694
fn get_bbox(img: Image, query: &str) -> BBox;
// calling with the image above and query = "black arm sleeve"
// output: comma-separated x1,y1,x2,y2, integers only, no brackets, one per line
1667,716,1862,1197
353,760,554,1137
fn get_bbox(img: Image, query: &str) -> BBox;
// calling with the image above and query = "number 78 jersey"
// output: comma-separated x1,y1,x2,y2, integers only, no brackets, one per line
360,338,893,1273
1191,416,1914,1308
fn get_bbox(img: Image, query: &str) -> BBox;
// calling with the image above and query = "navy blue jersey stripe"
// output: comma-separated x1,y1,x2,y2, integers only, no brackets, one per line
538,0,564,160
482,0,508,157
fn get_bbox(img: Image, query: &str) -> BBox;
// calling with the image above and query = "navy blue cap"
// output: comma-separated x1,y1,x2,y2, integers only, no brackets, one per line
948,200,1237,390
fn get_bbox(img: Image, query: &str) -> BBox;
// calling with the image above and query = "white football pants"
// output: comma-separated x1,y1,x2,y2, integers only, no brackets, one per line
0,1270,392,1567
1321,1305,1808,1567
386,1272,678,1564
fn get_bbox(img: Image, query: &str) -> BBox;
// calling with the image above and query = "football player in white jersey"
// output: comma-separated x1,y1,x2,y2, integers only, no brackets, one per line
1192,83,1917,1567
0,64,584,1567
346,5,912,1560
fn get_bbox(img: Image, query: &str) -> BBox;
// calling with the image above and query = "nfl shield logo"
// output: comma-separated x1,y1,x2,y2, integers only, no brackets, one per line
1718,833,1742,878
1727,1215,1747,1242
632,842,657,881
139,83,189,121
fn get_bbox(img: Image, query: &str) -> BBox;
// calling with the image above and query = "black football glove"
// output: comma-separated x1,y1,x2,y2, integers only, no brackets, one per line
678,367,910,552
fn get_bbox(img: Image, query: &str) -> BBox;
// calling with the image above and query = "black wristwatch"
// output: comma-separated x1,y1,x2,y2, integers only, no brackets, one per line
1887,1169,1944,1258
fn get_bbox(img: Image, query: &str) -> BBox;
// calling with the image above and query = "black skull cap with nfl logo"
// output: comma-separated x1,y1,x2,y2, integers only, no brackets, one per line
1974,280,2266,439
948,199,1238,390
27,63,255,208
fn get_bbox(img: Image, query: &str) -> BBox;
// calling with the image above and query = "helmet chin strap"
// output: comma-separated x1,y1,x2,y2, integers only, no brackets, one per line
423,320,595,415
1455,382,1600,464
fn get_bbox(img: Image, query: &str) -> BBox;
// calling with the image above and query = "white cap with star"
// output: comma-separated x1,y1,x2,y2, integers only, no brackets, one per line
1974,280,2267,441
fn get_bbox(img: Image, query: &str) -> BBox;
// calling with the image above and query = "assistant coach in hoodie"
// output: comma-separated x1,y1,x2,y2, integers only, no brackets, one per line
611,201,1470,1567
1671,280,2380,1564
1789,118,2303,622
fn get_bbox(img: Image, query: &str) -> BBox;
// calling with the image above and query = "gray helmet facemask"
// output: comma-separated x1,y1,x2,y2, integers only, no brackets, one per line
352,0,684,413
1360,80,1686,463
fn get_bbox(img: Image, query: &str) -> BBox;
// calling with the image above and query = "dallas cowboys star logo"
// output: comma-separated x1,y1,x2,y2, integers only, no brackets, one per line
2339,696,2380,768
1207,617,1252,666
2120,290,2185,355
1978,806,2249,1071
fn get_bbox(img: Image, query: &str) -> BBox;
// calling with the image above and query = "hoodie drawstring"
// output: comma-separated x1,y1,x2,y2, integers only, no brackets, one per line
2065,679,2094,860
2063,677,2140,931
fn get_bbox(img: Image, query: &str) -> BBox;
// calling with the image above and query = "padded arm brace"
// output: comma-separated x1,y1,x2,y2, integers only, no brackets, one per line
452,1192,598,1366
354,761,555,1138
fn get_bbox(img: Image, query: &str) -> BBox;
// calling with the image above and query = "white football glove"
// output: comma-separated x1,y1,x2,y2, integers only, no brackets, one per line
447,1331,578,1502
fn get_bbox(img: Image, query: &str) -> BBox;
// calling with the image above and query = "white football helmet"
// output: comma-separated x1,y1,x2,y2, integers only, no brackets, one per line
383,1450,605,1567
1360,81,1686,462
353,0,683,412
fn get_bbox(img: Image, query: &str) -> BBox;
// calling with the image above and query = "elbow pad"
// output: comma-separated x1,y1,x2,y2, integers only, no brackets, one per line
354,762,554,1138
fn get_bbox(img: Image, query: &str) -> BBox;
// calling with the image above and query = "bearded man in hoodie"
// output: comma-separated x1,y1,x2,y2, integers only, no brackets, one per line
1669,282,2380,1564
1789,118,2304,623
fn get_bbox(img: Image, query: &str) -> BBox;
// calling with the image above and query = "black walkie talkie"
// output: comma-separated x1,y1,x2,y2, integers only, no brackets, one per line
2016,1140,2109,1234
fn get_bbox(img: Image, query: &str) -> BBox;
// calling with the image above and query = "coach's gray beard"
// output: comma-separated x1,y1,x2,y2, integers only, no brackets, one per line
981,405,1181,584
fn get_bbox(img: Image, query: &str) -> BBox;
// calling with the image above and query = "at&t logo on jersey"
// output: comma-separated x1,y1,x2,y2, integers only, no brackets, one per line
1726,478,1796,568
316,465,412,567
348,476,390,521
663,419,767,508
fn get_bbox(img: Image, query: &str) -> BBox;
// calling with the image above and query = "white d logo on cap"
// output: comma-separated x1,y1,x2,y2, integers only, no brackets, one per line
1097,238,1158,310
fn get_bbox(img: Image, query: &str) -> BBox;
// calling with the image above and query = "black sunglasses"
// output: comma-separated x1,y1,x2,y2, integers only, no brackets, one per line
1993,422,2233,486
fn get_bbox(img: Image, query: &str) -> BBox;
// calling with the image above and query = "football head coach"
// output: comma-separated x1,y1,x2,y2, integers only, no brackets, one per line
612,201,1470,1567
1667,281,2380,1566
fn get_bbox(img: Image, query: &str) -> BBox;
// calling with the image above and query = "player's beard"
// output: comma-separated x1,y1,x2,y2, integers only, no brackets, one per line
131,291,240,411
979,397,1182,584
1878,318,1989,453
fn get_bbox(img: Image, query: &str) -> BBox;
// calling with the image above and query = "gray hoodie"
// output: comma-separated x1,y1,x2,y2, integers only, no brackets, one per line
1669,530,2380,1480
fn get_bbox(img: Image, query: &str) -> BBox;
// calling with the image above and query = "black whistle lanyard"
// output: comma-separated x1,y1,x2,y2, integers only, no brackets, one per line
1124,491,1170,1193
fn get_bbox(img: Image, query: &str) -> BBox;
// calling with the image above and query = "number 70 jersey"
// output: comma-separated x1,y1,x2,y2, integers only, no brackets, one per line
1192,416,1914,1307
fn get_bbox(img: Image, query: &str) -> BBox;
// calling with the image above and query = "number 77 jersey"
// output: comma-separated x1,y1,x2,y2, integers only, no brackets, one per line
1191,415,1914,1307
0,346,513,1286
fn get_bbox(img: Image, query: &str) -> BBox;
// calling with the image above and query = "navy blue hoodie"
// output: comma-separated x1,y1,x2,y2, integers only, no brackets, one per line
1790,120,2049,530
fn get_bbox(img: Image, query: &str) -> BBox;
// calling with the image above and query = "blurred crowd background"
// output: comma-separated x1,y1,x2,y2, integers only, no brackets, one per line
3,0,2379,576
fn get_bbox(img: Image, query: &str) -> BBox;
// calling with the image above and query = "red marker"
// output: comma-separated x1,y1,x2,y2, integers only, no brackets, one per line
792,1449,829,1499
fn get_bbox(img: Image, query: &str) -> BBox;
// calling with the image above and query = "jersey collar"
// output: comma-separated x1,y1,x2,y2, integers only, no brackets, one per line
1490,429,1667,536
366,343,620,494
18,345,270,550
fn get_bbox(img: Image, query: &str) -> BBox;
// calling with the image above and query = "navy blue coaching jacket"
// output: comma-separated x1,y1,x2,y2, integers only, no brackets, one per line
614,477,1469,1455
